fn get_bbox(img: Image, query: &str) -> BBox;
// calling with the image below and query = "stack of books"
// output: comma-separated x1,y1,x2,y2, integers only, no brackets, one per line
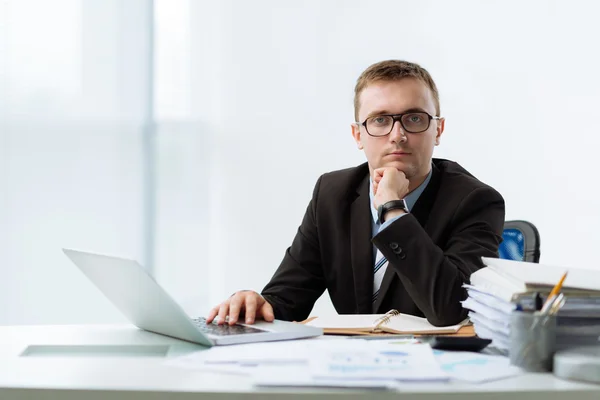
463,257,600,351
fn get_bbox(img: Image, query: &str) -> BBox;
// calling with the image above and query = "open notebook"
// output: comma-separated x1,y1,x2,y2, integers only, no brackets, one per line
305,310,468,335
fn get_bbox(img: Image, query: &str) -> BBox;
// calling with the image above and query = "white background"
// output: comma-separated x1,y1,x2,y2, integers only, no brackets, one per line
1,0,599,324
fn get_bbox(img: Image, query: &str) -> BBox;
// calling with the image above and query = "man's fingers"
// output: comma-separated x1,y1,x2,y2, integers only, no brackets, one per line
206,291,268,326
206,306,220,323
244,296,258,324
260,301,275,322
216,302,230,325
373,169,384,182
374,167,400,179
228,295,244,325
374,167,388,175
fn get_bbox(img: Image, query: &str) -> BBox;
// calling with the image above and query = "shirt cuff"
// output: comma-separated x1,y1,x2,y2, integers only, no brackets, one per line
378,213,406,233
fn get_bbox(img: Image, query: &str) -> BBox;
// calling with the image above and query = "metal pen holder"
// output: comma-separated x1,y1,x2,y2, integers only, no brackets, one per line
509,310,557,372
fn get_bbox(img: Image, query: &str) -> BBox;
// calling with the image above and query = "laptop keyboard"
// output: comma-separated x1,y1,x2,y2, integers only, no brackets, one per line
191,317,267,336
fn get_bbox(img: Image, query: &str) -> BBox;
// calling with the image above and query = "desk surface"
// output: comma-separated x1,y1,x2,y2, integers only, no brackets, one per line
0,324,599,400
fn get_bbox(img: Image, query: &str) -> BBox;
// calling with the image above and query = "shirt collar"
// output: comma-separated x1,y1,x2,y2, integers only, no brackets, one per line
369,167,433,224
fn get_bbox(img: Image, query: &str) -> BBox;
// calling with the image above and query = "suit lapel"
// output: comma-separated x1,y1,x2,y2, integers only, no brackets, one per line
372,163,442,313
350,174,374,314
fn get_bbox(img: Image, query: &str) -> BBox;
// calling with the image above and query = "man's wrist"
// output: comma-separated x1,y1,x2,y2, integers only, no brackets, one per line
377,199,408,224
378,195,401,205
383,209,406,222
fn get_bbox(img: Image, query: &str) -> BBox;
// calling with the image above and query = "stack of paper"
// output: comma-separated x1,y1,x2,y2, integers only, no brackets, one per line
464,257,600,351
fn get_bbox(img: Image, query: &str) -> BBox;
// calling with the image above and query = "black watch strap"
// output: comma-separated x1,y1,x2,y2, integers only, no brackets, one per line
377,199,408,225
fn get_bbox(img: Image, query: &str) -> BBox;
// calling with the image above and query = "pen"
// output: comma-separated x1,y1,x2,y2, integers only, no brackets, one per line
541,271,568,312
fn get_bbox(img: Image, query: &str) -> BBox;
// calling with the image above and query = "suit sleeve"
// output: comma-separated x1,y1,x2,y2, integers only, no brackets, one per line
372,186,505,326
260,176,326,321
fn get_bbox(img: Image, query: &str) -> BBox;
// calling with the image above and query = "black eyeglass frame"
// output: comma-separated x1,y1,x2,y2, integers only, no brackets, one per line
357,112,443,137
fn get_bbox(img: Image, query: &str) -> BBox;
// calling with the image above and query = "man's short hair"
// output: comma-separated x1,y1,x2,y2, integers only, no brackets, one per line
354,60,440,122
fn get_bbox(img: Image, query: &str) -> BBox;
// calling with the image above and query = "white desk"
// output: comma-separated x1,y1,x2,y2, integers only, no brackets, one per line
0,325,599,400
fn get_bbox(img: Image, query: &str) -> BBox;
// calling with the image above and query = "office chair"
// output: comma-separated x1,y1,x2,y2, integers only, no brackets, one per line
499,220,541,263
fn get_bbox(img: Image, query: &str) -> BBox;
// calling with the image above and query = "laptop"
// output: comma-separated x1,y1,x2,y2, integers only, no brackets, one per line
63,248,322,346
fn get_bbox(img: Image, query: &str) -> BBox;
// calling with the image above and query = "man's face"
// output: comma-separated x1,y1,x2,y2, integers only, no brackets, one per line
351,78,445,181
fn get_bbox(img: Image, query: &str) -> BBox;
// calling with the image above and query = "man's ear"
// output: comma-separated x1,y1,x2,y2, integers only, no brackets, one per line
434,118,445,146
351,123,363,150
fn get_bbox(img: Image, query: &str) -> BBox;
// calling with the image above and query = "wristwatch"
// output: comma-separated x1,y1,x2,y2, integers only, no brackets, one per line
377,199,408,225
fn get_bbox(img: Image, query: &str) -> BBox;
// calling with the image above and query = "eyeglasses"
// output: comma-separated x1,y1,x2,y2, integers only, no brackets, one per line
358,112,442,137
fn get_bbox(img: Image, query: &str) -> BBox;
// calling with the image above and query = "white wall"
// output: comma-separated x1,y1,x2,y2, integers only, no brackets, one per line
0,0,152,324
3,0,600,325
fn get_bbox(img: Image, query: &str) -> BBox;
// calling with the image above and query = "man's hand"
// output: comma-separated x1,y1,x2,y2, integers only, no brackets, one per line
206,290,275,325
372,167,410,209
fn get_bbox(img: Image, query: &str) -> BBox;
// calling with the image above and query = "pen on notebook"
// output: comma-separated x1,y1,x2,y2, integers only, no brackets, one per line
540,271,568,313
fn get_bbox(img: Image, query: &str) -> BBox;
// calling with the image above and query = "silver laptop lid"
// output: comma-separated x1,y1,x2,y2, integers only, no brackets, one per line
63,248,214,346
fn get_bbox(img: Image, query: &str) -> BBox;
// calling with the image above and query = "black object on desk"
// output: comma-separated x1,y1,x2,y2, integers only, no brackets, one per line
534,292,543,311
427,336,492,352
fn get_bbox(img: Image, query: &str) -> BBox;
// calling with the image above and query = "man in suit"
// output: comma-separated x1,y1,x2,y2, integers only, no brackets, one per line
207,60,505,327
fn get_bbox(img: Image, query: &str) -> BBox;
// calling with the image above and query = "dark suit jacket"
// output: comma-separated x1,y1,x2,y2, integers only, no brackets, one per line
261,158,505,326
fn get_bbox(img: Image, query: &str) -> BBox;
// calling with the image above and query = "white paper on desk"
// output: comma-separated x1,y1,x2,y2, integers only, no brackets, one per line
166,338,369,374
434,350,520,383
173,338,322,367
168,339,447,383
310,343,448,381
166,360,253,376
253,366,400,390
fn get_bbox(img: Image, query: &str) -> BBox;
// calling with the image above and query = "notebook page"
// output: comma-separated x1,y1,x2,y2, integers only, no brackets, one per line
383,313,465,334
304,314,386,330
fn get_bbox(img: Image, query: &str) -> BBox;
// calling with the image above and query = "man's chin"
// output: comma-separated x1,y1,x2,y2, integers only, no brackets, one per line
383,162,420,180
383,161,410,173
